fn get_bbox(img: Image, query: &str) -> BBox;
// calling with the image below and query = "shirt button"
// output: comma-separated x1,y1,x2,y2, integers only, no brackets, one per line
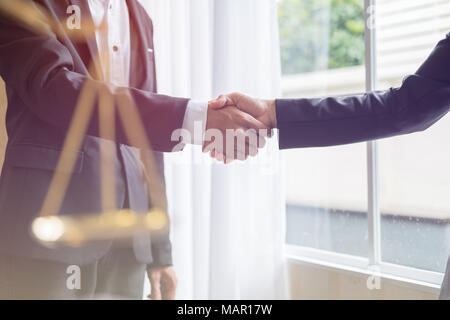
113,45,119,52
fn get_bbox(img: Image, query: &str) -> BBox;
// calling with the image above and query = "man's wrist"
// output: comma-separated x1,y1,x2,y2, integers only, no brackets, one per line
148,264,173,271
182,100,208,145
266,99,277,128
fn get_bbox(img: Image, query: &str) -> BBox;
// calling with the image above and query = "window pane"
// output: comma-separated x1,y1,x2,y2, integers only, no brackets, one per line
376,0,450,272
279,0,368,257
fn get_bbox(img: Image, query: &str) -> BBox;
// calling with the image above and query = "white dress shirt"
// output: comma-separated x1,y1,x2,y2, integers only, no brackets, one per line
87,0,207,144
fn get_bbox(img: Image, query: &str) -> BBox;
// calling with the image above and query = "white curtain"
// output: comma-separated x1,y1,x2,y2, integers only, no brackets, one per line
139,0,287,300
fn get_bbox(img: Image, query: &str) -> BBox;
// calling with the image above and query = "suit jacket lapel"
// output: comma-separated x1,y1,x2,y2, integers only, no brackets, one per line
126,0,148,89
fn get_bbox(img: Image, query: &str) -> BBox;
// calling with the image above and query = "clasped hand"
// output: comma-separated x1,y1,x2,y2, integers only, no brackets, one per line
204,93,277,163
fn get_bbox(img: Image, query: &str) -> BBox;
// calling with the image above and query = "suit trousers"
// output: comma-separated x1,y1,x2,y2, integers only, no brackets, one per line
0,159,147,300
0,241,146,300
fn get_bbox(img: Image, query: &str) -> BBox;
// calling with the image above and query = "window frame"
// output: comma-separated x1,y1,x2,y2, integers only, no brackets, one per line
282,0,446,289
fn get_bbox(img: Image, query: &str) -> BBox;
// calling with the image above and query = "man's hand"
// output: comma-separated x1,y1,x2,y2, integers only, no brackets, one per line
147,266,178,300
209,93,277,129
203,102,269,163
206,93,276,162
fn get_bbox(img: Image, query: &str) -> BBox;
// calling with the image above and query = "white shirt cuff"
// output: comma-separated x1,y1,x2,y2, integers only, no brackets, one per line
182,100,208,145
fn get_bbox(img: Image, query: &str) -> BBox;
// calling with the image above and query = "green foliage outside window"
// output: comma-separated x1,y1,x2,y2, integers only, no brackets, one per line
278,0,365,75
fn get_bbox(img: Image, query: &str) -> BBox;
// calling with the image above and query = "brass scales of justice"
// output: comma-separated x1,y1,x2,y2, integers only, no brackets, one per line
0,0,169,247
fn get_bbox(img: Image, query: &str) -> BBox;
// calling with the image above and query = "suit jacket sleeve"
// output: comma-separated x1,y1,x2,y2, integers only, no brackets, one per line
148,233,173,268
0,10,188,153
276,33,450,150
146,152,173,268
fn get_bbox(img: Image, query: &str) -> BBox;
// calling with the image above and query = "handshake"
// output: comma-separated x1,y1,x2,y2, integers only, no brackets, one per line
203,93,277,164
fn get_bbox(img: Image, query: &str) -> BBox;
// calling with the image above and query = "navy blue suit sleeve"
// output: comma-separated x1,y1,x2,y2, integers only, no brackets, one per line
276,33,450,149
